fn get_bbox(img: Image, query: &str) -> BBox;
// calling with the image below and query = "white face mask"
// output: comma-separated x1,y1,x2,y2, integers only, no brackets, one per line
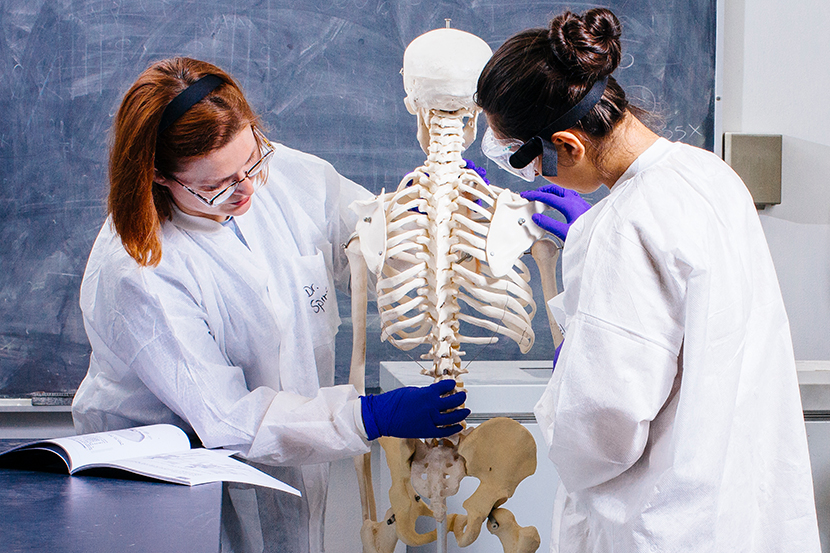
481,127,539,182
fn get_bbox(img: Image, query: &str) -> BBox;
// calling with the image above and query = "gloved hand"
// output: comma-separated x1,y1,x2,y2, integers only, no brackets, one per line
464,158,490,185
464,159,490,208
521,183,591,242
361,379,470,441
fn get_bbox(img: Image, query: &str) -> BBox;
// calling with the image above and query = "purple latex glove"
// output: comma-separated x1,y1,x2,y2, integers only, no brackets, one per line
464,158,490,185
521,184,591,242
553,341,563,371
464,159,490,207
361,379,469,440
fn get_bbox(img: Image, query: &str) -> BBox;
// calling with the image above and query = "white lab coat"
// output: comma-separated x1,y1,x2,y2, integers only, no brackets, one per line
73,143,373,553
535,138,820,552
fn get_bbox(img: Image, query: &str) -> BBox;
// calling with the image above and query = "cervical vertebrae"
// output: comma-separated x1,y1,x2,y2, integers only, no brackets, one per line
371,107,536,380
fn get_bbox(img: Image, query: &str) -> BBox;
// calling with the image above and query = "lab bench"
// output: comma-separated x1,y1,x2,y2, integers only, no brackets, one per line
0,447,223,553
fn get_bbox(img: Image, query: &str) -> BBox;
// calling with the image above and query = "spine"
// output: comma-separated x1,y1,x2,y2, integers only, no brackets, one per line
423,110,467,380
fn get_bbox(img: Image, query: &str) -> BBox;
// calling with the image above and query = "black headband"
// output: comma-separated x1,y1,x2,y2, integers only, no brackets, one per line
509,76,609,177
157,74,224,136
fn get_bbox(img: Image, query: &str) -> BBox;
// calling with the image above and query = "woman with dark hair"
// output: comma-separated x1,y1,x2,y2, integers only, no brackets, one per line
72,57,468,553
477,9,819,552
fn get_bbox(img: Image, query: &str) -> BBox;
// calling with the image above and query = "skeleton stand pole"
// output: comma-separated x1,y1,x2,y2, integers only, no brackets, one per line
437,515,448,553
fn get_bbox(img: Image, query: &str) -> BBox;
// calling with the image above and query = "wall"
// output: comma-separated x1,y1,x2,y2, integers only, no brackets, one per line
721,0,830,359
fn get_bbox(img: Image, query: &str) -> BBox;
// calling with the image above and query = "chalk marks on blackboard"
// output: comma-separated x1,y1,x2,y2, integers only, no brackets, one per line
627,84,659,112
660,124,705,142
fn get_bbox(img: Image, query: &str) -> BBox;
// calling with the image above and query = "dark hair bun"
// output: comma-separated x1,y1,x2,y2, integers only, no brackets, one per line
548,8,622,79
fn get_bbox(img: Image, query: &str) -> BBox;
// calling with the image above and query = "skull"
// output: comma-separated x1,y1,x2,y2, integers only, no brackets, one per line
402,28,492,153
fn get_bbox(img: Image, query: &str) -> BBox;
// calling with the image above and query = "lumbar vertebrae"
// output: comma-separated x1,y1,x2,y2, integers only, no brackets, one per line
347,25,560,553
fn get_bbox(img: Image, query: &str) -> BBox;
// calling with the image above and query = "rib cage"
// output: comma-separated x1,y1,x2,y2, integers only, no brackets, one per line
375,108,537,380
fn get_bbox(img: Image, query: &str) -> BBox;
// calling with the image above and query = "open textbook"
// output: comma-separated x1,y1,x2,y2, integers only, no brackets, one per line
0,423,300,495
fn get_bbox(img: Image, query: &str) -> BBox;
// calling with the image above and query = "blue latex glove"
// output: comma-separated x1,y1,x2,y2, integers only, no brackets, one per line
521,183,591,242
361,379,470,440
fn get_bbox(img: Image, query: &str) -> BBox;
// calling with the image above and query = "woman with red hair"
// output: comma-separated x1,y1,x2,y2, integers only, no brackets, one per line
72,57,467,553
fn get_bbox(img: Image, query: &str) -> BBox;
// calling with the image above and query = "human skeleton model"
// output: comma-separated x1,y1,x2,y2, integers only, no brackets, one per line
346,27,563,553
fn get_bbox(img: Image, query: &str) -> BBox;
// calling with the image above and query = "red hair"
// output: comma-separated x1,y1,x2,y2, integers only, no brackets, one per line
108,58,262,266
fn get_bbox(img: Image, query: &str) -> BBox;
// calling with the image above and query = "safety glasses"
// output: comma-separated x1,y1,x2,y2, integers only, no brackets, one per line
481,127,539,182
482,76,609,180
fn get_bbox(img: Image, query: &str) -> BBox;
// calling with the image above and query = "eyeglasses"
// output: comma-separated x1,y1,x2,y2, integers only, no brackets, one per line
481,127,539,182
166,128,275,207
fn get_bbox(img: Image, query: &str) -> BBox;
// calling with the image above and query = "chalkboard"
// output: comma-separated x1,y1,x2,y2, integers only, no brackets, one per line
0,0,716,397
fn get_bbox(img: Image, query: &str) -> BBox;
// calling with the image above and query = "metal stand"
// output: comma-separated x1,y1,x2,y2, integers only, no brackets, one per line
437,515,448,553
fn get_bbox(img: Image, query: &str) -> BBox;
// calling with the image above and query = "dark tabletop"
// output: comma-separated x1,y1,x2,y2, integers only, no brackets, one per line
0,439,222,553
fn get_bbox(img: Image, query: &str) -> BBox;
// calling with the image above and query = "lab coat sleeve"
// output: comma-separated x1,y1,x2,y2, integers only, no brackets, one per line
535,190,688,492
107,267,370,466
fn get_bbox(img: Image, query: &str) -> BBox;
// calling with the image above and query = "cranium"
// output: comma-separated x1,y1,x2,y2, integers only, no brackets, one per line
402,28,492,153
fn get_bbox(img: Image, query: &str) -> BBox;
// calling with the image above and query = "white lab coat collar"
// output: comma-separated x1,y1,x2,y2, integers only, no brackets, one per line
612,137,676,190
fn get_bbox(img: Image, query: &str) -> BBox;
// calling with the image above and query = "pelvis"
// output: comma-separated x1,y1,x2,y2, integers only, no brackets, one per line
361,417,541,553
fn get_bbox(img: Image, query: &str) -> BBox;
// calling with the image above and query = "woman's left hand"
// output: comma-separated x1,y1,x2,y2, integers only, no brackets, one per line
360,379,470,440
521,183,591,242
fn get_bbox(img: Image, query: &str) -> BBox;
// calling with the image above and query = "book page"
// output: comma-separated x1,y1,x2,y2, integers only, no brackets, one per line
106,449,302,494
49,424,191,472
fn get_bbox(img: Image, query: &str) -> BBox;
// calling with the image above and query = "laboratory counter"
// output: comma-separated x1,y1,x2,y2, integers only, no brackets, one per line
0,439,223,553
